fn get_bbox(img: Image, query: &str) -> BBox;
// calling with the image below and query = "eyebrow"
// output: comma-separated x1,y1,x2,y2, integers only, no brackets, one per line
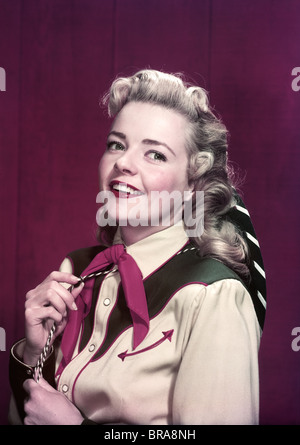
107,130,126,140
107,131,176,157
142,139,176,156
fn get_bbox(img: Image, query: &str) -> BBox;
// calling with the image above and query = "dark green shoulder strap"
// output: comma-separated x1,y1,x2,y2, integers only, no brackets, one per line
143,246,244,318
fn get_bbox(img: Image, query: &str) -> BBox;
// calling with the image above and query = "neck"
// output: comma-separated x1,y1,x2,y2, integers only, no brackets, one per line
120,224,172,246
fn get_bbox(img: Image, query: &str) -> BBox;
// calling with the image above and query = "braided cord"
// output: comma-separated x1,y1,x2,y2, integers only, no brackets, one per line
33,268,116,382
34,322,56,382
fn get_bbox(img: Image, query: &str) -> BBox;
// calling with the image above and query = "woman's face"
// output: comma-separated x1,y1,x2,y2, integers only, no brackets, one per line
98,102,193,242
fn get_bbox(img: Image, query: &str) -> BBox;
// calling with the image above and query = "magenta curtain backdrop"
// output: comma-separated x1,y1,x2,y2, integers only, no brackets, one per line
0,0,299,425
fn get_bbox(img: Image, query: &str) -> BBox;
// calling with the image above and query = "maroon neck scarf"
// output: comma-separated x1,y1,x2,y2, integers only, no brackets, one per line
57,244,149,375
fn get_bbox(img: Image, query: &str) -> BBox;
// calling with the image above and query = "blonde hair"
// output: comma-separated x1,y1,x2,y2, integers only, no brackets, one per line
101,69,250,279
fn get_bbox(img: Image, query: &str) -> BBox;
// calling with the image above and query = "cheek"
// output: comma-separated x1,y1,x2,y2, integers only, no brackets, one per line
145,168,189,193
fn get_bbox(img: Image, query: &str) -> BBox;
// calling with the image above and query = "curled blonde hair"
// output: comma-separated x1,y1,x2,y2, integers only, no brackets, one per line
101,69,250,279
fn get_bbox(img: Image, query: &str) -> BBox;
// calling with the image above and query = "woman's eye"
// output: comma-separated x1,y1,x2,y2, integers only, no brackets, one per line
147,151,167,162
107,141,125,151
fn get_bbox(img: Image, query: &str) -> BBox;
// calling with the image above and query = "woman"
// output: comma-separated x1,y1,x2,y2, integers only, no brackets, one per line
9,69,265,425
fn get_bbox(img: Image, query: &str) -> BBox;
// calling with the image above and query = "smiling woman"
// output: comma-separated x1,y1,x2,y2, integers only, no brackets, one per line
99,71,249,279
98,101,192,245
9,69,266,425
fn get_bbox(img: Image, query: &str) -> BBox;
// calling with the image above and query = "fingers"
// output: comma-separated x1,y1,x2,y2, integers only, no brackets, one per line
23,378,56,425
26,279,84,313
43,272,84,312
44,271,82,286
23,378,34,393
24,272,85,365
43,281,83,312
25,273,85,342
23,378,84,425
26,305,65,327
70,281,85,300
23,378,58,402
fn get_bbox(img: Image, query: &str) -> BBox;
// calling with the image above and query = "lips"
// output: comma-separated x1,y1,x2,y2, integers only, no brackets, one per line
109,180,144,198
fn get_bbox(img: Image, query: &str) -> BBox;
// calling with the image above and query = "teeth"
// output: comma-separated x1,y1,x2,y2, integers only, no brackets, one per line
112,183,143,195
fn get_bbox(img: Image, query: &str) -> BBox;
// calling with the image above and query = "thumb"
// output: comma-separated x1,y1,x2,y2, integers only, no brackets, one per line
37,377,57,393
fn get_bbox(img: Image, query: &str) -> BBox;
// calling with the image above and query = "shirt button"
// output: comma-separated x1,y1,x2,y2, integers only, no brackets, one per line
103,298,111,306
88,344,95,352
62,384,69,393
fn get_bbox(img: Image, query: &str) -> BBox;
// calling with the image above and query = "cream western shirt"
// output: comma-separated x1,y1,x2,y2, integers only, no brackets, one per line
55,223,261,425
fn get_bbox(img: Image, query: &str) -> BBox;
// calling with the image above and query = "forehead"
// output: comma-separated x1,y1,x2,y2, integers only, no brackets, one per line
111,102,188,144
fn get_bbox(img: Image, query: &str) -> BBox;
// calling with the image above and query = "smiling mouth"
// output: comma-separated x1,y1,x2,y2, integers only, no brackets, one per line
110,181,144,198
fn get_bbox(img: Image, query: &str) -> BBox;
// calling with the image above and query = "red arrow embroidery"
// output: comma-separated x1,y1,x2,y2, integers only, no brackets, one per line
118,329,174,362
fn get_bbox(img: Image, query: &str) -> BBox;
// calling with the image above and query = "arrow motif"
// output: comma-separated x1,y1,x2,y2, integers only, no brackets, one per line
118,329,174,362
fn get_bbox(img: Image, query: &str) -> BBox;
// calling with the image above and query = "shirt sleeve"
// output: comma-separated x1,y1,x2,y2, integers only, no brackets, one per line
8,338,56,423
8,258,73,424
59,257,73,275
172,279,261,425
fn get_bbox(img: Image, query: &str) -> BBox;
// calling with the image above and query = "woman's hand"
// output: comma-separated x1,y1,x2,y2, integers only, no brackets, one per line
23,271,84,366
23,377,84,425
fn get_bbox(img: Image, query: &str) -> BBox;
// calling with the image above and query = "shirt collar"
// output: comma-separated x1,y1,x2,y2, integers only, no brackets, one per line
113,222,189,279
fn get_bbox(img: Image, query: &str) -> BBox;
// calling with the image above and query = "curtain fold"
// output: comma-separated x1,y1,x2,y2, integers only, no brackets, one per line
0,0,299,425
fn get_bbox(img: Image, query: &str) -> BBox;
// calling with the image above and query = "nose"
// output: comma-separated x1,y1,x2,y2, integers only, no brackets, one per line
114,150,137,176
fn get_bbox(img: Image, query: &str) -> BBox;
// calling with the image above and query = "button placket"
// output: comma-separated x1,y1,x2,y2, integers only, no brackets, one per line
58,271,120,399
62,384,69,393
88,344,96,352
